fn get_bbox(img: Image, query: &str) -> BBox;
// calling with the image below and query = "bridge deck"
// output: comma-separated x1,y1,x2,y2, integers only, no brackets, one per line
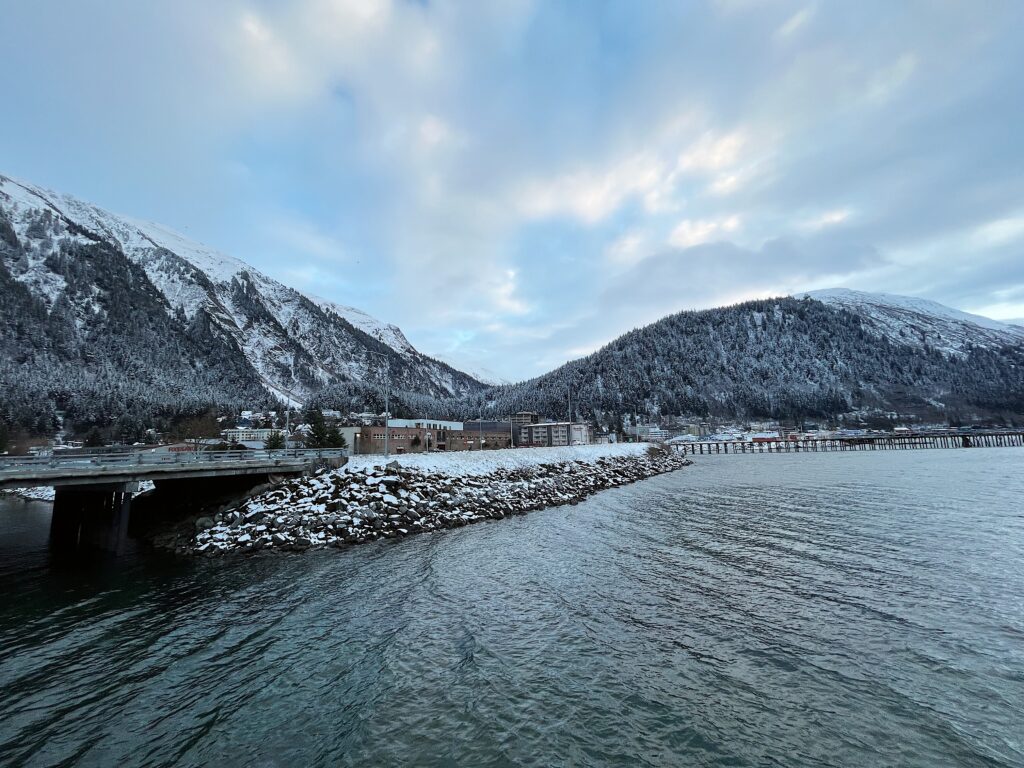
0,449,347,490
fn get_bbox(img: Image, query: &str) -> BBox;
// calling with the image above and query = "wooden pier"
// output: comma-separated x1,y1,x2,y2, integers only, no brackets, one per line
672,431,1024,456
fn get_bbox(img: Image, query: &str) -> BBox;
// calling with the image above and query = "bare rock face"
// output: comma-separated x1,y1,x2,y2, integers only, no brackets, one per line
171,450,693,557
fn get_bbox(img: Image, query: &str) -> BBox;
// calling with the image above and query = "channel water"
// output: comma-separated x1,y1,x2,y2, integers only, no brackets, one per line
1,449,1022,766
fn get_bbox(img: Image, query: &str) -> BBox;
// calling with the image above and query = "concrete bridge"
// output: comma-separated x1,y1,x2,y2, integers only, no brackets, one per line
0,449,347,554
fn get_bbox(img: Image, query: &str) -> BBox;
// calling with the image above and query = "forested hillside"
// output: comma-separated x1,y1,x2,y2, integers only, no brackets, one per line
421,297,1024,427
0,174,485,440
3,172,1022,442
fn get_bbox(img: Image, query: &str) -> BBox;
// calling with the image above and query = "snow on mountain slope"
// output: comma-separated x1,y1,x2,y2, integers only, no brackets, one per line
0,173,484,401
799,288,1024,355
432,355,511,386
302,293,416,354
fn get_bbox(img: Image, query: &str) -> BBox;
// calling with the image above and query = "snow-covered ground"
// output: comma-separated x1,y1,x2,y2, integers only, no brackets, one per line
345,443,651,476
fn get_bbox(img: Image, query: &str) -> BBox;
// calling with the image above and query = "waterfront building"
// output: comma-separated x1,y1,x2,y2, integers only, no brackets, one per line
356,425,512,454
518,422,592,447
387,418,464,431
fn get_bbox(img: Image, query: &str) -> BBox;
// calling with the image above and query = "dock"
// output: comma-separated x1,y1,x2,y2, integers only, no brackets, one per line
673,431,1024,455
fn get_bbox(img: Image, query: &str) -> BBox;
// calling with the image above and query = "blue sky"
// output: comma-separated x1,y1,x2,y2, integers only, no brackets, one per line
2,0,1023,381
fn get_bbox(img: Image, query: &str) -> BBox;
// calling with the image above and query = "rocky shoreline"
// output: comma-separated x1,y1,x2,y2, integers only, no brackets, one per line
157,446,692,557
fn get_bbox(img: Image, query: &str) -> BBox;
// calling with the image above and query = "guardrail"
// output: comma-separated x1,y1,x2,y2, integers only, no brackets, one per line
0,448,349,473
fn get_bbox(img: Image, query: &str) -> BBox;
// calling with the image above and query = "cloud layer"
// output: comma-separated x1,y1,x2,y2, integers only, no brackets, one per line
2,0,1022,379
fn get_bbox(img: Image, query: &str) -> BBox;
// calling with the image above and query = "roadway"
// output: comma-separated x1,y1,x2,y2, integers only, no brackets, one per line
0,449,348,490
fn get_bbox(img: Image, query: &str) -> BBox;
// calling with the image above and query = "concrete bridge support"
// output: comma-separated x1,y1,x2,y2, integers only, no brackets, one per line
50,482,138,554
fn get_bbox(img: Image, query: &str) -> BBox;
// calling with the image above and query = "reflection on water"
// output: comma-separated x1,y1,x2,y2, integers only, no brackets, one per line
1,449,1022,767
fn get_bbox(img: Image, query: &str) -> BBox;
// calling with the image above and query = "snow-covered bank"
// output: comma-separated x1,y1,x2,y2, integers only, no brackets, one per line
1,481,156,503
0,486,58,502
345,442,653,476
157,444,692,557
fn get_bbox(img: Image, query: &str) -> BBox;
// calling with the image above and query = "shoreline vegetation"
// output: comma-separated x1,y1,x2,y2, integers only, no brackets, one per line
155,443,693,557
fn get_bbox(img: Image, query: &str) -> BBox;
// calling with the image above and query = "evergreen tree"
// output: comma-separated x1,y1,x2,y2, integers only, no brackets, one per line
304,407,329,449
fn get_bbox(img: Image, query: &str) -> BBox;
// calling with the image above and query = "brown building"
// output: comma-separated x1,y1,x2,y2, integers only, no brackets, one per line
445,429,513,451
356,426,513,454
511,411,541,426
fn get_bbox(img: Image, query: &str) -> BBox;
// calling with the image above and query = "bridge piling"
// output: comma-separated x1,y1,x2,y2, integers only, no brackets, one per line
51,482,137,554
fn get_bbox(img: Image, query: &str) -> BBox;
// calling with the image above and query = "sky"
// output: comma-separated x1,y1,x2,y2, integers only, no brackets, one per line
2,0,1023,381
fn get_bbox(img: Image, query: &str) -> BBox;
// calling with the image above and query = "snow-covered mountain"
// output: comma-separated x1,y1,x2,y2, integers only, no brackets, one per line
468,292,1024,425
799,288,1024,356
3,169,1022,436
0,173,484,435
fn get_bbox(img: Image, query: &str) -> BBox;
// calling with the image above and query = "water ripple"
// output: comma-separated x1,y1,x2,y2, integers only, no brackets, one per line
0,449,1022,766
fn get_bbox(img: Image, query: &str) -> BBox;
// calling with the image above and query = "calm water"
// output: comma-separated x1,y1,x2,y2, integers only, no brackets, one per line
1,449,1023,767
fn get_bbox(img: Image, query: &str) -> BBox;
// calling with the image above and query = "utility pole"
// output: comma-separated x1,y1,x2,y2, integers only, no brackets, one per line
370,352,391,458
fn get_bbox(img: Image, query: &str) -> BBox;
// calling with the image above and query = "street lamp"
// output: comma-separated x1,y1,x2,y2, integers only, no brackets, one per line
274,381,304,455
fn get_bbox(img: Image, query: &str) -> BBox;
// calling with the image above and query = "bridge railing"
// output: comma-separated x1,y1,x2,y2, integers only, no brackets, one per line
0,448,348,473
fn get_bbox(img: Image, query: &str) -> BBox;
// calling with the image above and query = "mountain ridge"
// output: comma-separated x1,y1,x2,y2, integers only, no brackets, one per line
0,172,485,438
2,172,1022,437
458,292,1024,426
798,287,1024,355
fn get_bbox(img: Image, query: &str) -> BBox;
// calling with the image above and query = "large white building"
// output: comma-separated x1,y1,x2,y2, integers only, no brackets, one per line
222,427,283,443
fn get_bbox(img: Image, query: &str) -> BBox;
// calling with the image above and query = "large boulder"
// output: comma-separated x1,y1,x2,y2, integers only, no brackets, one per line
194,516,215,533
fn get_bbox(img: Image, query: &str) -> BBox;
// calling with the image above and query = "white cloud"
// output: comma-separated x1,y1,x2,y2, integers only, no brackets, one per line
518,153,665,223
968,301,1024,322
801,208,852,231
605,231,650,267
865,53,917,104
973,215,1024,247
491,269,530,315
677,131,746,174
708,172,743,196
516,123,756,223
418,114,451,148
3,0,1017,382
669,215,741,248
776,5,816,41
280,263,345,288
266,215,350,263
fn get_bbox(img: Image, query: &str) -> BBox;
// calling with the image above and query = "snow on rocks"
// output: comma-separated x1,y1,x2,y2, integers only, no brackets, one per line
168,445,692,557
